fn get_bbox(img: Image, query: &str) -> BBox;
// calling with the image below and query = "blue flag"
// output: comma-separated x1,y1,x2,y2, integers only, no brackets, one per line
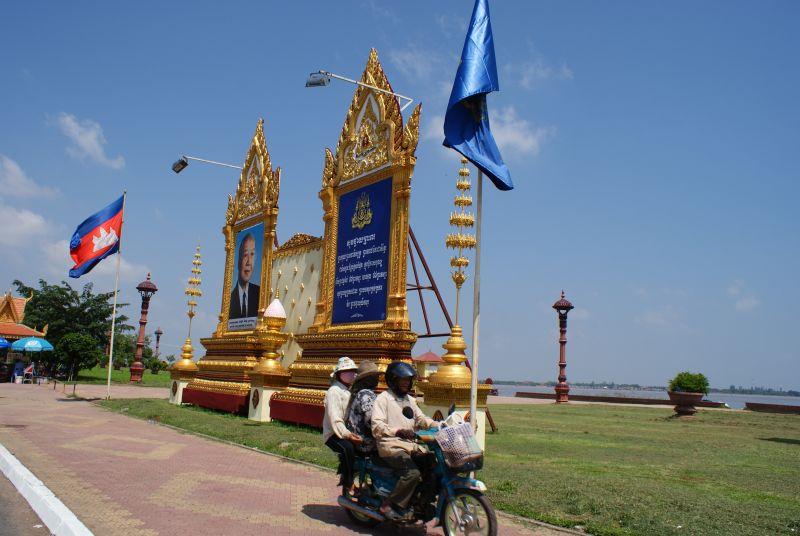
443,0,512,191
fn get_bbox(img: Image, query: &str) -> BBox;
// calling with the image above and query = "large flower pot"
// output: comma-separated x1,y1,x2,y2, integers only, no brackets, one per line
668,391,704,416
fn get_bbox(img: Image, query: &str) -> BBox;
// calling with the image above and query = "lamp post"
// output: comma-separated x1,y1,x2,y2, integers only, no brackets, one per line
154,327,163,359
552,291,574,403
305,69,414,111
131,273,158,383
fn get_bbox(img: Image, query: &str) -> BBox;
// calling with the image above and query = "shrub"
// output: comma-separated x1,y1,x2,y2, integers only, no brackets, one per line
668,371,709,395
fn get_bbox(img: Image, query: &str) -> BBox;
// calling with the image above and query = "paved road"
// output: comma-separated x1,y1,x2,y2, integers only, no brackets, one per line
0,383,567,536
0,473,47,536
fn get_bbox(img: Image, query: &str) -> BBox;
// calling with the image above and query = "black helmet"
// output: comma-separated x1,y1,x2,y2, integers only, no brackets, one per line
384,361,417,393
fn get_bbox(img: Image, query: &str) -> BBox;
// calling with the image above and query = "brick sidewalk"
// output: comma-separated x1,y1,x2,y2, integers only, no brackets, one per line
0,384,563,536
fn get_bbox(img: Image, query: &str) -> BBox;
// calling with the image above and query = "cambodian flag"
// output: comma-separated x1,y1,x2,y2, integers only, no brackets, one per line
69,195,124,278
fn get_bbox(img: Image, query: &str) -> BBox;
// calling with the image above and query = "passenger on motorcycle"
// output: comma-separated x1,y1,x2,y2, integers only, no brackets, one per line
371,361,441,521
345,360,381,455
323,356,362,495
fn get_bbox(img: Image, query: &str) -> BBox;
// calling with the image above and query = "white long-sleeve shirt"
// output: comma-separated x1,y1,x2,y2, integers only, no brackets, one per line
322,381,352,443
371,390,438,456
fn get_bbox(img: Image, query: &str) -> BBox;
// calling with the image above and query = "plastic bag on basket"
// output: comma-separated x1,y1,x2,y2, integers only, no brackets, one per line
435,422,483,468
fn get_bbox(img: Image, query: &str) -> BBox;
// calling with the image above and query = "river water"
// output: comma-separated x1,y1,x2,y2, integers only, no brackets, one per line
494,384,800,410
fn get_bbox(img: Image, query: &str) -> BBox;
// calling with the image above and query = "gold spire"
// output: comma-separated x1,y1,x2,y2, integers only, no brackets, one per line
174,246,202,372
446,157,476,324
428,158,476,384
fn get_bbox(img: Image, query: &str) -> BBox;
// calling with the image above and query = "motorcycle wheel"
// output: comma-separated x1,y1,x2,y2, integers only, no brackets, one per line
442,489,497,536
342,486,380,527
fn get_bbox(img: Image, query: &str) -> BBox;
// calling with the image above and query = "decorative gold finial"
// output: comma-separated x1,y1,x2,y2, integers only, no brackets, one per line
445,157,476,325
174,246,202,372
429,159,476,384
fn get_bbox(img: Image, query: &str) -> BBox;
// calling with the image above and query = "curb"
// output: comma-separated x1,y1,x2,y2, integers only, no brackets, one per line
0,442,93,536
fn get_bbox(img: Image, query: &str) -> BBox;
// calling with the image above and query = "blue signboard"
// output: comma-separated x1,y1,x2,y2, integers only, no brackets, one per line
332,177,393,324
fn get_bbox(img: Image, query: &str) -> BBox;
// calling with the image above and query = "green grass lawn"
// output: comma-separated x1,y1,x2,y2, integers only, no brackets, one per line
76,365,172,387
97,399,800,535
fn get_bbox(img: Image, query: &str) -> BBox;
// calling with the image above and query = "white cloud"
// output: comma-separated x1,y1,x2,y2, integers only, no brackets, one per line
734,296,760,312
506,49,574,91
0,156,57,198
635,305,684,329
727,279,759,312
727,279,743,296
424,107,554,158
570,307,590,320
388,45,440,80
363,0,400,23
55,112,125,169
491,106,556,155
0,201,49,246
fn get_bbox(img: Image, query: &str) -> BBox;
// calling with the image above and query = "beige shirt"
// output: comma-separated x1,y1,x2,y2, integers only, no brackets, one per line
322,381,352,443
371,390,438,457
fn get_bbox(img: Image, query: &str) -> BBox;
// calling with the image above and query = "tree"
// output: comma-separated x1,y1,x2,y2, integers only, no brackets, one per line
56,333,104,381
13,279,133,374
14,279,132,347
112,333,136,368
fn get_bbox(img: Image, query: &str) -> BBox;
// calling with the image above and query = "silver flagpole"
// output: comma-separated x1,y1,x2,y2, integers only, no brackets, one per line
469,170,483,431
106,191,127,400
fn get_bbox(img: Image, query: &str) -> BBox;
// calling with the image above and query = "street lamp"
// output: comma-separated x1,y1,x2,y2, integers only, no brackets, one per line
171,155,242,174
305,69,415,112
552,290,574,403
131,273,158,383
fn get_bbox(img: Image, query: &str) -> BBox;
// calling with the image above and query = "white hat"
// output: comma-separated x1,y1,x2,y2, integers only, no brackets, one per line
331,356,358,377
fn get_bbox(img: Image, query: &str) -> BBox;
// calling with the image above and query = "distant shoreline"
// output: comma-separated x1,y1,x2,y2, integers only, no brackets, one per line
492,381,800,398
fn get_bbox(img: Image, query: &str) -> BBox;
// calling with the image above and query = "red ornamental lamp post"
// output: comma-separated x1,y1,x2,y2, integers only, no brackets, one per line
131,273,158,383
154,327,163,359
552,290,574,403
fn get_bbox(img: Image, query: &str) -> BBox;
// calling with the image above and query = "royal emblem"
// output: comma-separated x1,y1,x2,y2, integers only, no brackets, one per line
351,191,373,230
92,226,119,252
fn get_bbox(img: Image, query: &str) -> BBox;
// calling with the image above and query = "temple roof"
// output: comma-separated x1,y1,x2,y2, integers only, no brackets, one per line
0,292,44,340
0,323,43,339
413,351,443,363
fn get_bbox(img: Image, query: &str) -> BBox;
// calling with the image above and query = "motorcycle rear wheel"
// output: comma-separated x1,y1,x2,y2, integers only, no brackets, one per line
442,489,497,536
342,486,380,527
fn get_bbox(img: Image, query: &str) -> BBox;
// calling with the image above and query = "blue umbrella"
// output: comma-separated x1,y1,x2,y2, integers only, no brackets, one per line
11,337,54,352
0,337,9,349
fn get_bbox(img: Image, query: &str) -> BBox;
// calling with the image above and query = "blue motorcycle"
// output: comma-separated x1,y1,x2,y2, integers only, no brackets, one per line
338,417,497,535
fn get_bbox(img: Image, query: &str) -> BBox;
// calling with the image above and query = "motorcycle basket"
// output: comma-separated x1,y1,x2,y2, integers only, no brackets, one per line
435,422,483,469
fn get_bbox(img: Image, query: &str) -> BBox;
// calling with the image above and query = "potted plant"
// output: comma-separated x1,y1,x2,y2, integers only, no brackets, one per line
667,371,709,416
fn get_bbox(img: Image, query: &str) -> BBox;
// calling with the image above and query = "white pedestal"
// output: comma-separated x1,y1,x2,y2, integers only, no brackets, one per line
248,386,280,422
169,378,191,405
425,404,487,451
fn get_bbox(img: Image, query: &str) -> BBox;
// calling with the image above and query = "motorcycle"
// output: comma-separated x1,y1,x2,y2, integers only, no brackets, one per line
337,410,498,535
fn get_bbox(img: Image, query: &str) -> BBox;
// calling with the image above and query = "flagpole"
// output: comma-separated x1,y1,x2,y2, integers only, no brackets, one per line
106,190,127,400
469,170,483,431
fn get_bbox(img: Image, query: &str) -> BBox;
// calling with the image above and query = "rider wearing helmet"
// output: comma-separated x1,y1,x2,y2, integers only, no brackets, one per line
371,361,440,521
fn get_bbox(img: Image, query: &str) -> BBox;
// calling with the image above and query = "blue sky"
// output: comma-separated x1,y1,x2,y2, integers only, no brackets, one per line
1,1,798,389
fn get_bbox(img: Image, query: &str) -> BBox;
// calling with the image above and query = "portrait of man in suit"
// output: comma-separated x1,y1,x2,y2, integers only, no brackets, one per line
229,231,261,320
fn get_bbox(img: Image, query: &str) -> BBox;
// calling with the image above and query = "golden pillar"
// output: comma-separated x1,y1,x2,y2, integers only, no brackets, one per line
170,246,201,404
419,158,492,448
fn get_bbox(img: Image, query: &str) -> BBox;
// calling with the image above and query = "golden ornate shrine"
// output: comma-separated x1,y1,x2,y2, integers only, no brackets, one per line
181,119,282,413
181,50,424,422
269,49,422,425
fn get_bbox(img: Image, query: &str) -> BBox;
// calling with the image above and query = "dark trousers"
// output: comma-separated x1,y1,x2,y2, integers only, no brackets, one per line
325,436,355,489
383,452,435,509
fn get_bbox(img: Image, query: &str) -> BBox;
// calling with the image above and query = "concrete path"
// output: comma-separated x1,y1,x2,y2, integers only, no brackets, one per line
0,384,566,536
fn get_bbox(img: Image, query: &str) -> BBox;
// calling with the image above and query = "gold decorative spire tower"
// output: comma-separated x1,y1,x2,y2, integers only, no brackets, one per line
430,158,475,383
174,246,202,372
